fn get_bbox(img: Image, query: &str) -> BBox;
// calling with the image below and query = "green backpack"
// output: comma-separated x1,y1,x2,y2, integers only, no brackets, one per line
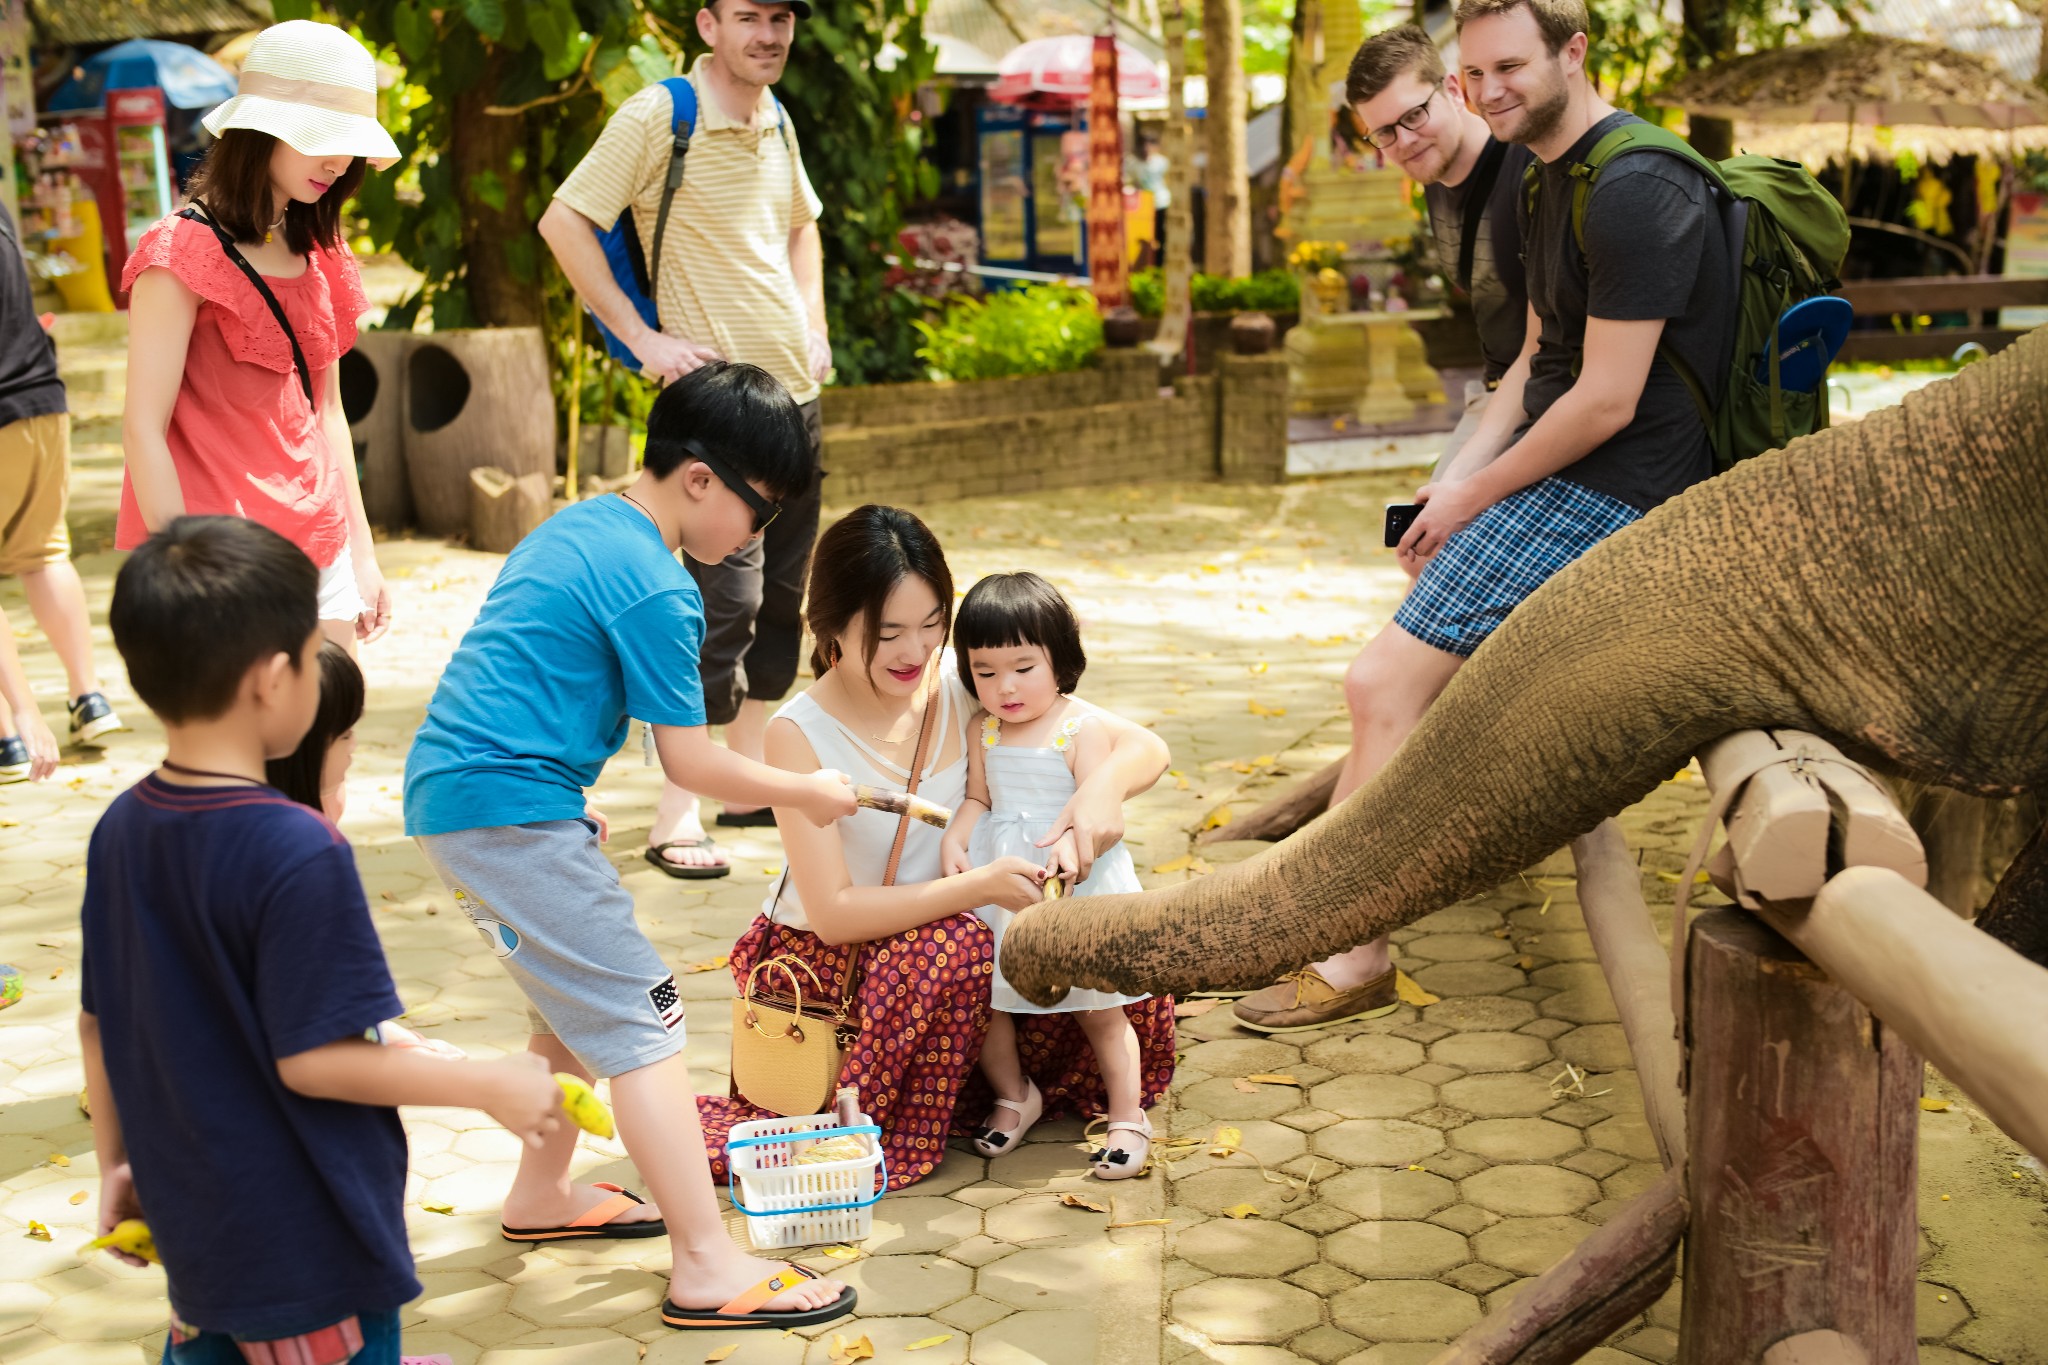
1527,122,1851,470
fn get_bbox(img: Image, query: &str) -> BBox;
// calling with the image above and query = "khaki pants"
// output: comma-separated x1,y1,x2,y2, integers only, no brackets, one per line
1431,380,1492,482
0,411,71,577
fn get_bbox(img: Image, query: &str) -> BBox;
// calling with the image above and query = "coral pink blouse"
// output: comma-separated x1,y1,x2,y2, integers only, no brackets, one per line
117,215,370,570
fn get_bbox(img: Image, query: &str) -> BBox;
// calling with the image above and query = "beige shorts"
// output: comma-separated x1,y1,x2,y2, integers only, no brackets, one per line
0,411,72,577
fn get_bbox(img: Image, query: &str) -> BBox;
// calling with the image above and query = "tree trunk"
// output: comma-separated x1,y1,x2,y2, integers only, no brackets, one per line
1679,0,1736,160
1203,0,1251,277
1151,3,1197,361
451,47,544,328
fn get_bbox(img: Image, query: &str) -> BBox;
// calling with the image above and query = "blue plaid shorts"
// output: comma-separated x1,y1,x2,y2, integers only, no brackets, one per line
1392,476,1641,657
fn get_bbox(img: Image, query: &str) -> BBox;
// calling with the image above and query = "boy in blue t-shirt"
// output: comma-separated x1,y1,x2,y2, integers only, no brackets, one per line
404,362,858,1332
81,517,566,1364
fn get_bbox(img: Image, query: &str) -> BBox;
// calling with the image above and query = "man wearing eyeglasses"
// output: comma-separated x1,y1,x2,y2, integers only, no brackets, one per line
1349,26,1533,499
543,0,830,879
1232,1,1727,1034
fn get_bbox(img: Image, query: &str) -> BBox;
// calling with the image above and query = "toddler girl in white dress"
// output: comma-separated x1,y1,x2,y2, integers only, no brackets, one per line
939,572,1154,1179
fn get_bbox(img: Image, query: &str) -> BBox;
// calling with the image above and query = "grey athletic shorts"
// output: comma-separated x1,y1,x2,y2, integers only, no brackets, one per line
416,817,688,1079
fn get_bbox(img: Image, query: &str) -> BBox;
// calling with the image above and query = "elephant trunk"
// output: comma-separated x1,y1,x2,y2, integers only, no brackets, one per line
1003,335,2048,1005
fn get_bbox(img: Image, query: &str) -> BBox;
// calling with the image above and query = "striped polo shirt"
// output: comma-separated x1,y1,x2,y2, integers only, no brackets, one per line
555,56,824,404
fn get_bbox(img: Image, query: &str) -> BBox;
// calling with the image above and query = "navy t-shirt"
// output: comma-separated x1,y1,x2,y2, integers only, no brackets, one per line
79,778,418,1337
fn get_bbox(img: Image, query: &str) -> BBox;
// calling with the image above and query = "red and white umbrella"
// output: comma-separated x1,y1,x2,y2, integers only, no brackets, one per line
989,34,1164,107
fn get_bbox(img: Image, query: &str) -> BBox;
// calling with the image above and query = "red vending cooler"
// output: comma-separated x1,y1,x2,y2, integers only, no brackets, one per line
73,86,175,302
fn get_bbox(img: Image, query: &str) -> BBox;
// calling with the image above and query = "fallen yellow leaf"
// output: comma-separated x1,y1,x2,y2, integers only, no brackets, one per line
1538,894,1554,916
1252,754,1275,765
829,1332,876,1363
1516,956,1537,970
421,1202,455,1215
763,865,782,877
1212,1126,1243,1152
1245,1074,1300,1086
67,1190,86,1205
906,1336,954,1351
1222,1203,1261,1219
1034,536,1062,549
1200,563,1221,574
1058,1192,1109,1212
1920,1097,1952,1112
1394,970,1440,1007
682,955,730,974
48,1153,69,1167
1247,700,1287,718
1201,808,1234,831
1655,870,1682,883
1250,661,1268,674
25,1220,50,1241
704,1347,739,1363
1152,855,1194,874
822,1244,864,1260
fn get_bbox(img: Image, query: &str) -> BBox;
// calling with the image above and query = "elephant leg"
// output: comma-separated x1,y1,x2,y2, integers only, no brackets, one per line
1976,816,2048,969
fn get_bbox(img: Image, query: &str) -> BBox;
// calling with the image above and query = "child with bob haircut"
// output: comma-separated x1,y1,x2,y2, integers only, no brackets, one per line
83,515,565,1365
404,361,858,1332
940,571,1161,1179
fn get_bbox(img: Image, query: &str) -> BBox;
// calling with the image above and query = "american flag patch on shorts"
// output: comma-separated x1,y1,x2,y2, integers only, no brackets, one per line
649,975,684,1032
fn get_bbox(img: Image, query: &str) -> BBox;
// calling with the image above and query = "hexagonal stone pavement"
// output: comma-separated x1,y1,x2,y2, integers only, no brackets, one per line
5,471,2041,1364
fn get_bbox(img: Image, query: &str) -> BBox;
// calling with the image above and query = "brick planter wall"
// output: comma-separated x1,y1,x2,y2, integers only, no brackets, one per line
821,349,1287,506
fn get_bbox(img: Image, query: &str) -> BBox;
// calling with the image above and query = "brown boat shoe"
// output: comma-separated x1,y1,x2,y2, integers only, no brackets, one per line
1231,966,1401,1034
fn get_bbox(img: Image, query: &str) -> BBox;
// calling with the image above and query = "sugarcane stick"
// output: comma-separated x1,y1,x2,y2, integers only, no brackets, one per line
853,784,954,829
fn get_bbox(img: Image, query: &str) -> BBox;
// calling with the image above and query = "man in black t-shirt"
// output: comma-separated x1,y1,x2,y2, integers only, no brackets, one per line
1346,25,1533,486
1234,0,1728,1034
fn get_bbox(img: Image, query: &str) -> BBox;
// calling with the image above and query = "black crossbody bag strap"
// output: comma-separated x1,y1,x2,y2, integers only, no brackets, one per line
179,205,315,407
1456,138,1509,298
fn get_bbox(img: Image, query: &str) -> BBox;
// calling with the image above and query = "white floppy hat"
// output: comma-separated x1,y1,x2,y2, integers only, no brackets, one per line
202,21,400,171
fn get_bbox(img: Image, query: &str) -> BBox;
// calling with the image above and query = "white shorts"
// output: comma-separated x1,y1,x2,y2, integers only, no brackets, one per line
316,549,368,623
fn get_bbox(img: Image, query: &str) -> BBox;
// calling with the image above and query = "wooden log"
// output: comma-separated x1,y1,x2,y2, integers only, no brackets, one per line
1835,327,2023,365
1428,1168,1686,1365
1571,820,1686,1169
1698,729,1923,904
1761,1331,1872,1365
467,467,551,555
340,330,412,530
405,327,556,535
1200,757,1340,844
1761,866,2048,1164
1679,910,1918,1364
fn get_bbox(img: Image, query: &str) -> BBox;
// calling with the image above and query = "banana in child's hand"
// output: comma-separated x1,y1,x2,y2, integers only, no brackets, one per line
87,1219,160,1263
554,1073,616,1139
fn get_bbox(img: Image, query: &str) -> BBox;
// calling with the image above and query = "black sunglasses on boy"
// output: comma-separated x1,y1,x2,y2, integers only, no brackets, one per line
646,437,781,535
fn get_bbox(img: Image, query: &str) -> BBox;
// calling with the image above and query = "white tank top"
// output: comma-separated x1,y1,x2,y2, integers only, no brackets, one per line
762,657,975,931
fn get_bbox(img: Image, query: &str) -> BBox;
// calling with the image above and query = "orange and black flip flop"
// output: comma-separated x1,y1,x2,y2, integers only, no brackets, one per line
661,1263,858,1330
500,1182,667,1243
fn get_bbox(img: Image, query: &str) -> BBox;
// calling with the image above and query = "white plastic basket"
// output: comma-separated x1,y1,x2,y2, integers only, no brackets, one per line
725,1113,886,1250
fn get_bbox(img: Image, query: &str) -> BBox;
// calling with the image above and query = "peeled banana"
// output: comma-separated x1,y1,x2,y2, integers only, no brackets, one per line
554,1073,615,1139
87,1219,159,1263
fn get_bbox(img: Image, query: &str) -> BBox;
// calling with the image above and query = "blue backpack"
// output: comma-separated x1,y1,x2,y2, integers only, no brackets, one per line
588,76,791,364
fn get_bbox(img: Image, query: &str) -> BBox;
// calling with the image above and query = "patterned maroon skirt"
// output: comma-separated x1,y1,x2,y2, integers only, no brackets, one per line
698,911,1177,1190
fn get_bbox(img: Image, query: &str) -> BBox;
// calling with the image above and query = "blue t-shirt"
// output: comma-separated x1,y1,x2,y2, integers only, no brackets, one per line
79,778,416,1337
405,495,707,836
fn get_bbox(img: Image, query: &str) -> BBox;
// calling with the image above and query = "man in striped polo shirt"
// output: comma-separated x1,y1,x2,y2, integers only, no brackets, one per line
542,0,828,877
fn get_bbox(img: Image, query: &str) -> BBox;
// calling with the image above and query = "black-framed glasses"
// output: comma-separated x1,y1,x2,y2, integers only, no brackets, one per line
1366,81,1442,150
653,437,781,535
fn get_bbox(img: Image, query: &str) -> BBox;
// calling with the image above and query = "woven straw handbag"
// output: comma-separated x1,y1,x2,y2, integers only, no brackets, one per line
729,672,941,1116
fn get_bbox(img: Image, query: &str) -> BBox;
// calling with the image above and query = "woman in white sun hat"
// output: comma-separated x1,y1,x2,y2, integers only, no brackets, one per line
120,19,401,654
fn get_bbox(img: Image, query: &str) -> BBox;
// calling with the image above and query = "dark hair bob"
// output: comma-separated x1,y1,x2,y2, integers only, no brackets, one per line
805,505,953,678
265,640,365,809
953,572,1087,695
186,128,365,254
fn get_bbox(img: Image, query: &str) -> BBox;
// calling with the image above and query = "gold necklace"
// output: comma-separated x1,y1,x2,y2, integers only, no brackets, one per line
848,688,922,744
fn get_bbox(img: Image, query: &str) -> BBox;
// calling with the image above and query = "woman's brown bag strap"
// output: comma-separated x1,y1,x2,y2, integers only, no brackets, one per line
838,668,943,1017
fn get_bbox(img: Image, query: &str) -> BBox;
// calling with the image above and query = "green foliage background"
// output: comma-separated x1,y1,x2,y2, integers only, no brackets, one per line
282,0,936,413
912,285,1104,381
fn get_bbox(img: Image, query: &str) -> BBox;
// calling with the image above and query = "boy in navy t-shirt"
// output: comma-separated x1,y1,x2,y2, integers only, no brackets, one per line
81,516,565,1364
404,362,858,1332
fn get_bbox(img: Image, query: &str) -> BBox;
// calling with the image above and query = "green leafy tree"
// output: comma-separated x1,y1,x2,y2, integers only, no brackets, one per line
290,0,934,395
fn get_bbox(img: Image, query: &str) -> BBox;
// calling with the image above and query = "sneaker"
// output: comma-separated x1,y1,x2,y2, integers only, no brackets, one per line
1232,966,1402,1034
68,692,126,746
0,735,28,784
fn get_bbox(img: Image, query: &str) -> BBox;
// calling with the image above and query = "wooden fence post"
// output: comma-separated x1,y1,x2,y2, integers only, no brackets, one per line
1680,910,1919,1362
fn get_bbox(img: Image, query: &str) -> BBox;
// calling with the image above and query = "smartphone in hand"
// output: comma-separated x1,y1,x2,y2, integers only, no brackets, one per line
1384,503,1422,549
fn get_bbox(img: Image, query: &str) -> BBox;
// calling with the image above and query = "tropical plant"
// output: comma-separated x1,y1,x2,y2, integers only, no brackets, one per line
912,285,1103,382
1128,268,1300,317
298,0,935,414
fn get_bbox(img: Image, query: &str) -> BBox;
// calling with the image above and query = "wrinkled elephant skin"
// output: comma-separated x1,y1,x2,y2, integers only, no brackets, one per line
1001,331,2048,1005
